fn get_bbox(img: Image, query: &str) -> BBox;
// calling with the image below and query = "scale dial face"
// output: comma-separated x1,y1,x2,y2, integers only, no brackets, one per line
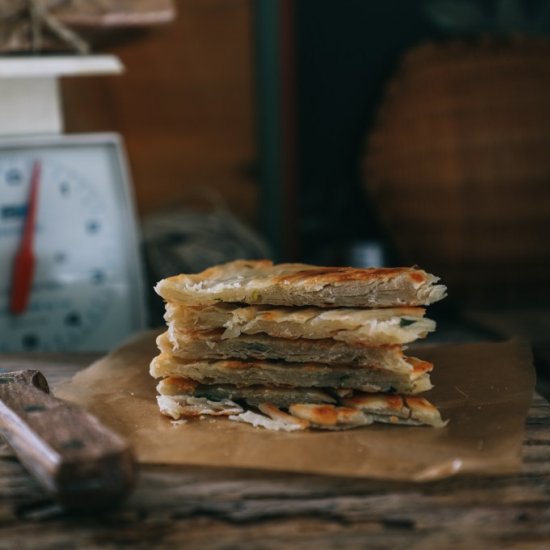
0,135,146,352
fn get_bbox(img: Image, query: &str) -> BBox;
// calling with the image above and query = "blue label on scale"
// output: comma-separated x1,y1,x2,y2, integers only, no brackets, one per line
1,204,27,220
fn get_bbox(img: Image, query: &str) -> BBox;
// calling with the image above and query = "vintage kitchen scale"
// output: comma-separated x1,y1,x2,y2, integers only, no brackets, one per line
0,55,147,352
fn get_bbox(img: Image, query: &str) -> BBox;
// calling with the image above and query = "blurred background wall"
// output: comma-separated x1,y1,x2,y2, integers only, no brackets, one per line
62,0,258,227
61,0,550,310
61,0,433,253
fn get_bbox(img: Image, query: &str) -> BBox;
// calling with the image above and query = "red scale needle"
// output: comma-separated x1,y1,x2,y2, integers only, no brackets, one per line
10,160,41,315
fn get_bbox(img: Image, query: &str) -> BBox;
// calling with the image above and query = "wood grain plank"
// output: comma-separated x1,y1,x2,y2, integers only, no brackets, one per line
1,354,549,549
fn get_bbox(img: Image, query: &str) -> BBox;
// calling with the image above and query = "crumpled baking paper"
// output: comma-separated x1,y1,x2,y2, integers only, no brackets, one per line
56,332,535,481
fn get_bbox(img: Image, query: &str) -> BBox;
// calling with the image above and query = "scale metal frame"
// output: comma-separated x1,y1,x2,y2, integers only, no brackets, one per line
0,55,148,351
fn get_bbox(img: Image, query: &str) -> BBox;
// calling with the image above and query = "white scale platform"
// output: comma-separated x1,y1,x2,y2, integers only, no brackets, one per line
0,55,124,136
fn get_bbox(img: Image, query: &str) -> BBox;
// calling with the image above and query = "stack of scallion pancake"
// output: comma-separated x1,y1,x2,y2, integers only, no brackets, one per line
150,260,448,431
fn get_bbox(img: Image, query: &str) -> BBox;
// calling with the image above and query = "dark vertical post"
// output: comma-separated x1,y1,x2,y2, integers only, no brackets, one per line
255,0,298,262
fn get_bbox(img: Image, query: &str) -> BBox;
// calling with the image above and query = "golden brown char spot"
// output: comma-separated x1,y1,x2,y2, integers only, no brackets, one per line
259,403,311,429
407,357,434,374
223,360,253,369
305,404,339,425
383,395,405,409
397,307,426,316
345,393,404,411
409,271,427,284
336,406,365,422
289,403,341,425
274,267,416,285
164,377,198,392
406,396,436,411
258,311,278,321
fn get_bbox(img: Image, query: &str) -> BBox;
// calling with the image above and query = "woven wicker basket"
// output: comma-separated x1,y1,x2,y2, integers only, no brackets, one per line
362,38,550,305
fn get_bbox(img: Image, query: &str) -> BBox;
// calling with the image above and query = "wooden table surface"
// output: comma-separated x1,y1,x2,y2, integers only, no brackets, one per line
1,352,550,550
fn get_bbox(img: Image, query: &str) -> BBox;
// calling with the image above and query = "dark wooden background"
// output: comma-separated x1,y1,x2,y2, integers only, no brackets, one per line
62,0,259,226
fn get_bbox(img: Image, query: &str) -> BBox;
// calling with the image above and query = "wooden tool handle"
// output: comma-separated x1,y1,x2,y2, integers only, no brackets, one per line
0,370,136,511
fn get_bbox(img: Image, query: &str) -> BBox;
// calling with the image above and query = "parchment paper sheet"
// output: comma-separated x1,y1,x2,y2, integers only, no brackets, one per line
56,332,535,481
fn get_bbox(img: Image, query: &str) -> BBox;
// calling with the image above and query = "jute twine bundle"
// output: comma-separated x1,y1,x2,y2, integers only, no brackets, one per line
0,0,108,53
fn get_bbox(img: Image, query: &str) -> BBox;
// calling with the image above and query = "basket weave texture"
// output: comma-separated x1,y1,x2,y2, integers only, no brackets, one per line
363,39,550,305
